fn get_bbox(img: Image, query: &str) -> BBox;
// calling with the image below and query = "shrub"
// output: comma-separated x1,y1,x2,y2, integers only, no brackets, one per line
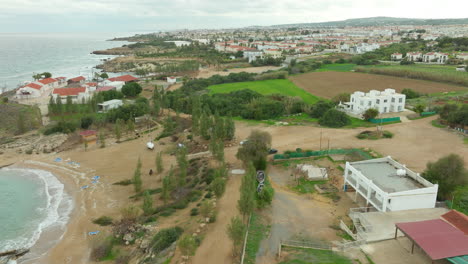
90,237,113,261
113,179,133,186
382,131,394,138
93,216,113,226
190,208,199,216
151,227,184,254
256,179,274,208
2,97,8,103
401,88,420,99
319,109,351,128
204,192,212,199
25,149,33,154
121,82,142,97
309,101,334,118
363,108,379,121
43,121,77,135
80,116,94,129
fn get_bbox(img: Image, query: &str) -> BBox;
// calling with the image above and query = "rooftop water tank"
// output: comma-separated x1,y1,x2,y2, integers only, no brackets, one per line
396,169,406,176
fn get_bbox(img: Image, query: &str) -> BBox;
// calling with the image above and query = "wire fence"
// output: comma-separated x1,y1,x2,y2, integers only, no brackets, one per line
273,148,374,161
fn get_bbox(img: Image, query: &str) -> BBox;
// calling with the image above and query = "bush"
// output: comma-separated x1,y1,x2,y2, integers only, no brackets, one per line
93,216,113,226
256,179,274,208
190,208,199,216
90,237,113,261
25,149,33,154
151,227,184,254
80,116,94,129
2,97,8,103
309,101,334,118
113,179,133,186
401,88,420,99
319,109,351,128
363,108,379,121
43,121,77,135
121,82,142,97
382,131,394,138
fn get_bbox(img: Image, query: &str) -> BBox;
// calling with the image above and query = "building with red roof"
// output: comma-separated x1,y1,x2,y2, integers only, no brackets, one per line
16,82,45,99
107,75,138,83
52,87,89,103
96,86,116,92
38,78,57,86
68,76,86,85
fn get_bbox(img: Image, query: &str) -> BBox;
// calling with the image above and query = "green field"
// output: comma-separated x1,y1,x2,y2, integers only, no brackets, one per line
317,63,356,72
279,248,353,264
208,79,321,104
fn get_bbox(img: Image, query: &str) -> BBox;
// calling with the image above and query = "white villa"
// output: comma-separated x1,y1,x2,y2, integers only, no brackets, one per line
422,52,449,64
340,89,406,115
16,77,66,99
52,87,90,103
406,52,423,62
344,157,438,212
243,50,264,62
391,53,403,61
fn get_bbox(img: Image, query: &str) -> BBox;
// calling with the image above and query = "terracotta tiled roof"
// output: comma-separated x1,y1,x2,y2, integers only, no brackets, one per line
96,86,116,92
53,87,86,96
86,82,97,87
107,75,138,82
38,78,57,85
441,210,468,235
24,83,43,90
69,76,85,82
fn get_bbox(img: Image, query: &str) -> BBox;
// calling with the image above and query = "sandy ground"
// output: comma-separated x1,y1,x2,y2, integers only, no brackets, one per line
1,112,466,264
197,66,282,79
290,71,467,99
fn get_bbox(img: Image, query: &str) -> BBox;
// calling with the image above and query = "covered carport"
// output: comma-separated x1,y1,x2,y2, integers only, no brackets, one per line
394,219,468,263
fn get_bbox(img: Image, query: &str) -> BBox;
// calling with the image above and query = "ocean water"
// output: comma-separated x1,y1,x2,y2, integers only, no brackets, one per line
0,168,73,255
0,32,131,91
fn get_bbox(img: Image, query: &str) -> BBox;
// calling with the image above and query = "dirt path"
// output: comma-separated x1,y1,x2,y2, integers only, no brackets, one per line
197,66,282,79
192,146,243,264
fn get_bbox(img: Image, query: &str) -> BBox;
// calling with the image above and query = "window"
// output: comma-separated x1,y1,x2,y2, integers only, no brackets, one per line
376,99,380,104
399,98,403,103
391,98,395,103
384,99,387,103
368,101,371,106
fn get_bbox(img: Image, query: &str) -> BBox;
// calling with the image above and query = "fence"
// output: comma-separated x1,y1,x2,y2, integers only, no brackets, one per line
368,117,401,123
273,148,374,161
421,111,437,116
279,239,331,257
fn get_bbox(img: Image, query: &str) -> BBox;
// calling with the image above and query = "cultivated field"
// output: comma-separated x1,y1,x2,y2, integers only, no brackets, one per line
208,79,321,104
290,71,467,99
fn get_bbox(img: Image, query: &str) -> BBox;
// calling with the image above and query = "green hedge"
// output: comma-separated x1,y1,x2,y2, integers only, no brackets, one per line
274,148,373,160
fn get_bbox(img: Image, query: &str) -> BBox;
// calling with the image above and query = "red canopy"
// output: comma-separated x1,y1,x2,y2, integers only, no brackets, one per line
396,219,468,260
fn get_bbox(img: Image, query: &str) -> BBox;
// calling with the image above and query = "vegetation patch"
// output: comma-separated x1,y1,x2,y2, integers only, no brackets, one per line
356,130,394,140
208,79,321,105
244,212,270,264
279,247,353,264
290,178,328,194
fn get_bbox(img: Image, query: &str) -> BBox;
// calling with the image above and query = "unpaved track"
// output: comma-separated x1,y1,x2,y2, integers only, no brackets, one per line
192,147,243,264
290,71,467,99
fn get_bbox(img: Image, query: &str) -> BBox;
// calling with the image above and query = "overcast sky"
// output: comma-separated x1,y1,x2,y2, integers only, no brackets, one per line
1,0,468,33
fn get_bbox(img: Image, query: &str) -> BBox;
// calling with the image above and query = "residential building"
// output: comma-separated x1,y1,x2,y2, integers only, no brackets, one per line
68,76,86,85
456,53,468,61
406,52,423,62
243,50,263,62
101,81,125,91
341,89,406,115
264,49,282,58
344,156,438,212
52,87,90,103
391,53,403,61
422,52,448,63
16,83,44,99
98,99,123,112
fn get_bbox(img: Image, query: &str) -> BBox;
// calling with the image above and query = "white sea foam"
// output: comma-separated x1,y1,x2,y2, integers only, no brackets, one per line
0,168,73,252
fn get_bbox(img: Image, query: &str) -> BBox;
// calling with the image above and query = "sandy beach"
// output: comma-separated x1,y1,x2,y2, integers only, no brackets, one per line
1,129,176,264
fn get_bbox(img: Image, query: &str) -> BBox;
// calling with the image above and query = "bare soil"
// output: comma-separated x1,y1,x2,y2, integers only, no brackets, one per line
290,72,467,99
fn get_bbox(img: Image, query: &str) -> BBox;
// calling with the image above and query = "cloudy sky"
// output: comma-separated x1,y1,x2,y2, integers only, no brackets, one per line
1,0,468,33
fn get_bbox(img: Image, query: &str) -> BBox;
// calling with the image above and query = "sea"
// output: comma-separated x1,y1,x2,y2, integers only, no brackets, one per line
0,32,134,92
0,167,73,262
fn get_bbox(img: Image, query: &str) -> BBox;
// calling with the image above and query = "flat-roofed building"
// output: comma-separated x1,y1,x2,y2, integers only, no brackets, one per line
344,156,438,212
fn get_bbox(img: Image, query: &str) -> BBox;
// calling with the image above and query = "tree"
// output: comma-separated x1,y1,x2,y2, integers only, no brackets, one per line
55,96,63,115
309,101,335,118
237,164,256,220
142,190,153,215
331,93,351,105
200,111,213,140
210,137,224,162
178,234,198,256
42,72,52,78
100,73,109,79
81,116,93,129
48,96,56,115
65,96,73,113
99,131,106,148
236,130,271,170
224,116,236,140
401,88,420,99
422,154,468,200
161,175,171,204
363,108,379,121
226,216,246,257
212,177,226,198
200,200,214,218
84,140,88,151
319,109,351,128
126,119,135,135
191,97,202,135
133,158,143,193
114,119,123,142
121,82,142,97
156,152,164,173
414,104,426,114
176,147,188,185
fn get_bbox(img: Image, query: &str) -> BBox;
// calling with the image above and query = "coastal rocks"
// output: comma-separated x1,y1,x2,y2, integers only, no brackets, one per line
123,233,134,243
0,249,29,264
0,133,67,154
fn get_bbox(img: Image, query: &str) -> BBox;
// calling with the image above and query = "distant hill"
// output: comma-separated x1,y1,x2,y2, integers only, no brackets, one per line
271,17,468,28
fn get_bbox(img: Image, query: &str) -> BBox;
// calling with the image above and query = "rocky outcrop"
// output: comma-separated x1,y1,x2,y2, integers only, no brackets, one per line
0,249,29,264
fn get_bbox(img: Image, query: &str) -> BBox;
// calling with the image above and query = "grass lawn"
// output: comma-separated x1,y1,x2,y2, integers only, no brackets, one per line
291,178,328,194
317,63,356,72
431,119,447,128
208,79,321,104
279,247,353,264
244,212,269,264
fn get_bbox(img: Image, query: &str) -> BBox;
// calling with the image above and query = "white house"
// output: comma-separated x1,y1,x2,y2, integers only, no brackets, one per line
406,52,423,62
264,49,282,58
422,52,448,64
343,156,438,212
16,83,44,99
102,81,125,91
52,87,90,103
85,82,98,93
243,50,264,62
98,99,123,113
456,53,468,61
391,53,403,61
341,89,406,115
